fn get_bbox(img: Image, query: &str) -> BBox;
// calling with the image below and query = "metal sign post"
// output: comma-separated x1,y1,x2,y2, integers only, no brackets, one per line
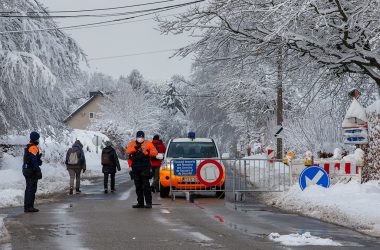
92,135,102,154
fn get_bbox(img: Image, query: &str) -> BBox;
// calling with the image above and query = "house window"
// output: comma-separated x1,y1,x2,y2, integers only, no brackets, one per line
89,112,95,119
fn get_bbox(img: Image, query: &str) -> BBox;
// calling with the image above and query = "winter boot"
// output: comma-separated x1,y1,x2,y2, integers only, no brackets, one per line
76,188,82,194
104,189,108,194
69,187,74,195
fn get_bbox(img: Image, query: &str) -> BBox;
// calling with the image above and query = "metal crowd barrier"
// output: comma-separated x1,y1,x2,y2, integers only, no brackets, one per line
167,158,292,201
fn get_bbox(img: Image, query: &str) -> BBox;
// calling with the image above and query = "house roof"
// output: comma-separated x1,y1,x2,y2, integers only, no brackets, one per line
63,91,104,123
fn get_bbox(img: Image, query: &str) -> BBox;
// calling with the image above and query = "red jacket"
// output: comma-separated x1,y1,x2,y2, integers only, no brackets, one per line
150,139,166,168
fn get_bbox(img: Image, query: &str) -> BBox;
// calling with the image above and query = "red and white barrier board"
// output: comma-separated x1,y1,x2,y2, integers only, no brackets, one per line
317,161,360,175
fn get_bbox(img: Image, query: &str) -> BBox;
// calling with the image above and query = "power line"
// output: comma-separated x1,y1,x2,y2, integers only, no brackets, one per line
0,0,203,34
149,92,216,98
0,0,203,18
0,0,177,14
88,49,177,61
28,0,176,14
61,13,176,32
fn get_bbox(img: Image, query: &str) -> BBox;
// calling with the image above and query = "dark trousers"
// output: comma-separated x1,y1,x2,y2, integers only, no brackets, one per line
151,167,160,191
104,173,115,190
24,176,38,210
132,167,152,205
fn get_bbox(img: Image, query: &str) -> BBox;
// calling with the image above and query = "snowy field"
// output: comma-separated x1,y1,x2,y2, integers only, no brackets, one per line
263,180,380,237
0,129,128,208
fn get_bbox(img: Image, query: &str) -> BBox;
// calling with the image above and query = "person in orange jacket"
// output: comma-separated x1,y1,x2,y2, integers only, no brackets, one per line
150,135,166,193
22,132,43,213
126,131,158,208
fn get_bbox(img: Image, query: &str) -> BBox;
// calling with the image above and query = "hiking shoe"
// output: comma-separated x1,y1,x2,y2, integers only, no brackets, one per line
144,204,152,209
104,189,108,194
76,188,82,194
111,188,116,193
132,204,145,208
24,207,39,213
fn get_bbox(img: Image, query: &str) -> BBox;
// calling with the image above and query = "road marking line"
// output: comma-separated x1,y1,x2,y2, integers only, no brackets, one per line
118,187,133,201
161,209,171,214
189,232,214,242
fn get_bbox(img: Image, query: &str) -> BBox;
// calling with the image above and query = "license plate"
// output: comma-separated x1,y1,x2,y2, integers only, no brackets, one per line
182,177,198,183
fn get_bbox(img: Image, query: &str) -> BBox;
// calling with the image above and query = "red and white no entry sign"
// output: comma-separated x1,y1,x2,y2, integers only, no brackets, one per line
196,160,224,187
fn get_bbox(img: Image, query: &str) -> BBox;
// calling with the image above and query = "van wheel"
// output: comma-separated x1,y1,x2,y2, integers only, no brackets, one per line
160,186,170,198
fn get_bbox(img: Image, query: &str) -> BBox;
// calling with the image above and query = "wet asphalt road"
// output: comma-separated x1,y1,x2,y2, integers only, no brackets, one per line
1,174,380,250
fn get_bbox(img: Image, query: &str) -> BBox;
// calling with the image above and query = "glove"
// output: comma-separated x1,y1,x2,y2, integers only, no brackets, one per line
83,169,86,173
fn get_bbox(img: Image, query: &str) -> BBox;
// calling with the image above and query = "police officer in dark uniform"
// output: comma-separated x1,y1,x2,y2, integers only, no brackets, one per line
126,131,158,208
23,131,43,213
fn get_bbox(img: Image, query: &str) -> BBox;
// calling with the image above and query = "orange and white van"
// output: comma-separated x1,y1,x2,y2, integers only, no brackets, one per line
159,136,226,198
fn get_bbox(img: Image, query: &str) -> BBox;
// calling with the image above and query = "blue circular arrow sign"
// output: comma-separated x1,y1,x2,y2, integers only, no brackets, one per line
299,166,330,191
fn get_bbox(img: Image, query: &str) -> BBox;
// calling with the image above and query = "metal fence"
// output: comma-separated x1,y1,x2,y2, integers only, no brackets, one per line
167,158,292,201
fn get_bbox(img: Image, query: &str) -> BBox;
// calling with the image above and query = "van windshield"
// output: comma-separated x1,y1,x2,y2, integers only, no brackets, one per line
167,142,218,158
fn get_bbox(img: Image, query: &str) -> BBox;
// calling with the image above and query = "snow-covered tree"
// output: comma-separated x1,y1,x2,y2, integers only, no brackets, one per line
159,0,380,90
0,0,84,133
161,80,188,116
91,85,162,144
126,69,145,91
362,100,380,182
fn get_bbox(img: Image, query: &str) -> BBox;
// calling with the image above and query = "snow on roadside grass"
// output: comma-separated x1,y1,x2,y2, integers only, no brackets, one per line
0,215,7,240
268,232,342,246
263,180,380,236
0,129,127,208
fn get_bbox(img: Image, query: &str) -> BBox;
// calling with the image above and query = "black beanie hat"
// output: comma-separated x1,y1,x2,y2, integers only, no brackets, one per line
153,135,160,140
30,131,40,142
136,131,145,138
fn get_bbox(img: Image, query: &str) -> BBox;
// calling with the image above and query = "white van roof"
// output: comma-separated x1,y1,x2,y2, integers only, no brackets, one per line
171,138,214,143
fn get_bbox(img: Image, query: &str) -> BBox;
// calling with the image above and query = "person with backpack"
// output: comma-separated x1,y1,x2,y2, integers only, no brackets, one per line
22,131,43,213
126,131,158,208
65,140,86,195
150,135,166,193
101,141,121,193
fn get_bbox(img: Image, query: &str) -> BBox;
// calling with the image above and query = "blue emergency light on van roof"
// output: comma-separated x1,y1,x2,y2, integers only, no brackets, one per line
188,132,196,139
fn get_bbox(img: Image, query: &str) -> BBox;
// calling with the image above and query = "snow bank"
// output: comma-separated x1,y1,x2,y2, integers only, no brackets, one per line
0,129,127,208
264,180,380,236
342,99,367,127
268,232,341,246
0,216,5,239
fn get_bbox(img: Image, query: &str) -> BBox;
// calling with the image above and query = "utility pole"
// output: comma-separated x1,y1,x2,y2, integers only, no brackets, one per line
276,48,284,159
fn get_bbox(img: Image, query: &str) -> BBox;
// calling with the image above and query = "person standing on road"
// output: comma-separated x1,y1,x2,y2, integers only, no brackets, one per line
101,141,121,193
150,135,166,193
65,140,86,195
22,132,43,213
126,131,158,209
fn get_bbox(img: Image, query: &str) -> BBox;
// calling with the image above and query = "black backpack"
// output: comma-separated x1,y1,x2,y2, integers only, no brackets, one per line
101,149,113,165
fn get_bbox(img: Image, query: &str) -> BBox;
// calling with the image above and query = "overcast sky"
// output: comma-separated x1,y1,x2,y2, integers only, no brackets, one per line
39,0,194,81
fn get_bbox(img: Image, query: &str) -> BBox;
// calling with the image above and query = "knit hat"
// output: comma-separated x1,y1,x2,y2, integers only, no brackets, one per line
105,141,112,147
136,131,145,138
30,131,40,142
153,135,160,140
74,140,83,148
